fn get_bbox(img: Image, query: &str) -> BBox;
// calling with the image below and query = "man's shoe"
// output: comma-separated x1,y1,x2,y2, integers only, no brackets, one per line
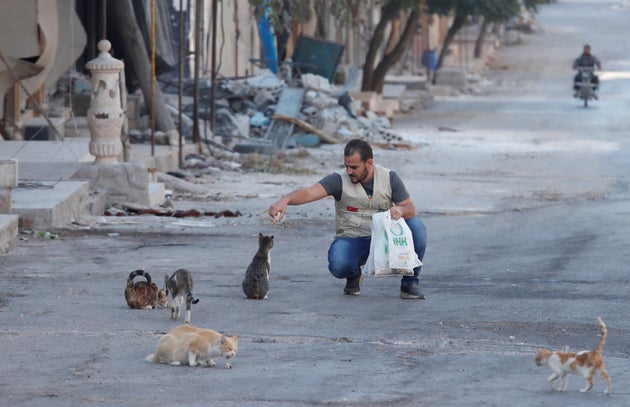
343,274,363,295
400,284,425,299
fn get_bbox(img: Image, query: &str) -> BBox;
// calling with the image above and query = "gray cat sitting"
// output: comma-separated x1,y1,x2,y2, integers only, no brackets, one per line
242,234,274,299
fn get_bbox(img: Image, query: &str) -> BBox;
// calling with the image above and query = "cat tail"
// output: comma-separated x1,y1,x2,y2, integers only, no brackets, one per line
187,289,199,304
145,353,156,363
128,269,151,286
595,316,607,353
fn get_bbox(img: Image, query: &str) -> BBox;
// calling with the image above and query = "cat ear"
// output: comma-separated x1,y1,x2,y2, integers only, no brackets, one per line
220,335,227,344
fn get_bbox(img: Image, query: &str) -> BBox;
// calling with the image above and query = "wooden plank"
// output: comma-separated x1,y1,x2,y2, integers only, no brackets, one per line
272,114,339,144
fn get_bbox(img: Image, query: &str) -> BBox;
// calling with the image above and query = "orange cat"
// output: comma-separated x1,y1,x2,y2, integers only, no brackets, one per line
535,317,611,395
146,324,238,368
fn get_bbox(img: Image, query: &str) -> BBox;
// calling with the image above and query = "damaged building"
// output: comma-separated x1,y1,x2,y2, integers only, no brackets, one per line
1,0,440,155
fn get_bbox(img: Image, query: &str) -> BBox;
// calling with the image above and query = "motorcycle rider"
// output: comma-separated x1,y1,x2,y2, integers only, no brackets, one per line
573,44,602,96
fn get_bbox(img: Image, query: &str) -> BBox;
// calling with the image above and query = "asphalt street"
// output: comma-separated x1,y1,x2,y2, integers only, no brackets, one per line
2,1,630,406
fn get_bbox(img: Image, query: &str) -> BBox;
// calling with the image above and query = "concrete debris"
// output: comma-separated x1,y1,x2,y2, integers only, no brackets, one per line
156,69,426,154
300,73,336,94
250,111,270,127
55,66,427,155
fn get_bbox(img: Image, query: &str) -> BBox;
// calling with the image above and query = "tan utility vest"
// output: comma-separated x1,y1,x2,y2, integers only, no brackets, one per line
334,164,392,238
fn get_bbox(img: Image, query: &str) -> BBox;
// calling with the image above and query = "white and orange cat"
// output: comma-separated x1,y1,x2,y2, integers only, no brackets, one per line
146,324,238,368
535,317,611,395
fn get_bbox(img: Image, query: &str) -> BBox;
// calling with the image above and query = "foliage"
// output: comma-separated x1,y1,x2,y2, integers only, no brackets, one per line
248,0,425,91
325,0,361,22
477,0,521,23
248,0,422,35
249,0,313,34
426,0,520,22
523,0,556,12
361,0,423,91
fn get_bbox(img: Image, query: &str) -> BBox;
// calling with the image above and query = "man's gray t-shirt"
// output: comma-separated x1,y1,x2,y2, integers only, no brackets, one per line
318,171,410,203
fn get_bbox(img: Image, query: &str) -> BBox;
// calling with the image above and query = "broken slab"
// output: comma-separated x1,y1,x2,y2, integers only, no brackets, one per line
71,162,164,208
12,180,90,229
349,91,380,114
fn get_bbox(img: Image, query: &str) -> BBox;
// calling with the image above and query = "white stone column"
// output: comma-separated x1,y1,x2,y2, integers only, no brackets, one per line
85,40,125,164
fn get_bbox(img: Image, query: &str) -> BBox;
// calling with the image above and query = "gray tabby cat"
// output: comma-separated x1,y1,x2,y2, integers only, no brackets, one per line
164,268,199,323
242,233,274,299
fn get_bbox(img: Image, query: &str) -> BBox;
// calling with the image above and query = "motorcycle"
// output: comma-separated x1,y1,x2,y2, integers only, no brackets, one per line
576,66,597,107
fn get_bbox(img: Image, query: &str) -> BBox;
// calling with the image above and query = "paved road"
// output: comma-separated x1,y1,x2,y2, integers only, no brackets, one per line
2,1,630,406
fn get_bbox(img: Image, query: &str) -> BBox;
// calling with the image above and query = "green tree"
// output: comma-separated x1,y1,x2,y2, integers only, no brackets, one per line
249,0,550,90
249,0,424,92
361,0,423,92
427,0,520,77
250,0,313,61
473,0,521,58
427,0,550,82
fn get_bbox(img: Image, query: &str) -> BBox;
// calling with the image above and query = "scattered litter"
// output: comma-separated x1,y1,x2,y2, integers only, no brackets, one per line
104,207,242,218
438,126,459,132
37,231,58,239
250,111,270,127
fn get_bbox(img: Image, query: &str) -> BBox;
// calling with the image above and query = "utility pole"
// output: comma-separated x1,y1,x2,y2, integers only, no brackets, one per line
192,0,202,146
210,0,218,133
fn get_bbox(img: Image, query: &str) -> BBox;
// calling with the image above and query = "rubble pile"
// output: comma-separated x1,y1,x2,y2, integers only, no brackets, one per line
57,68,419,154
214,70,412,149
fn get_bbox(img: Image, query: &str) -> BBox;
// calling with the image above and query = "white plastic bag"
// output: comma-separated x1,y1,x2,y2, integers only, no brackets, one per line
365,212,389,275
364,211,421,276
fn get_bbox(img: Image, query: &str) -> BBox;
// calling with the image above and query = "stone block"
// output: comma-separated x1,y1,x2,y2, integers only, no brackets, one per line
148,182,165,208
349,91,380,112
382,84,407,100
434,67,468,88
374,99,399,119
72,162,152,208
12,181,90,229
0,188,12,214
0,214,18,253
385,75,428,91
0,159,18,188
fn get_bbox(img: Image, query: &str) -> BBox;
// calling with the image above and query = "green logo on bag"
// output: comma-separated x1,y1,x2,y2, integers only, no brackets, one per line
389,222,404,236
392,236,407,247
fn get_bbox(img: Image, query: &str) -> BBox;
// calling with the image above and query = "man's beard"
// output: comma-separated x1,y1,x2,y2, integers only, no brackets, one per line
349,168,369,184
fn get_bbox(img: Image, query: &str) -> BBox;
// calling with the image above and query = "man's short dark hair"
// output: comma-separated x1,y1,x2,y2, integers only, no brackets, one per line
344,138,373,162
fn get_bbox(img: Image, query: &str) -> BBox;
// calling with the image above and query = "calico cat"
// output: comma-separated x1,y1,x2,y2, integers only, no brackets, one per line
535,317,611,394
124,269,168,310
164,268,199,323
242,233,274,299
146,324,238,368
